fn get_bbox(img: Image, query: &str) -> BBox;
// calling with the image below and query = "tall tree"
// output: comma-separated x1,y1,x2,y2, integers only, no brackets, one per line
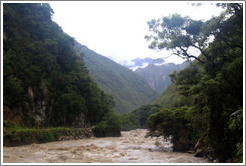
145,3,243,162
145,14,212,64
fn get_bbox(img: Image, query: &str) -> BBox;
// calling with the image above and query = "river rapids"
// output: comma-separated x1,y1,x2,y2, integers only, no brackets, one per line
3,129,208,163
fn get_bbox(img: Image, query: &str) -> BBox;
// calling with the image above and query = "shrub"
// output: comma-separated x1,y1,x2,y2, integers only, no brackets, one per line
147,108,195,151
93,112,121,137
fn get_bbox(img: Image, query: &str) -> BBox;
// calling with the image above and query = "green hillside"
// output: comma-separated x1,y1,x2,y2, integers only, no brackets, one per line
75,43,159,114
3,3,114,128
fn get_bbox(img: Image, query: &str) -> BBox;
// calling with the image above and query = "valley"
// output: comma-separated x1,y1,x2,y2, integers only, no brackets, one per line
3,2,243,164
75,43,159,114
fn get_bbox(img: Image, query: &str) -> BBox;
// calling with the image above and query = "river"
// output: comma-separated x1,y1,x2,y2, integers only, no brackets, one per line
3,129,208,163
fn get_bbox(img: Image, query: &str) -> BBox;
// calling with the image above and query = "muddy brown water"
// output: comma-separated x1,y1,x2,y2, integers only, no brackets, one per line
3,129,208,163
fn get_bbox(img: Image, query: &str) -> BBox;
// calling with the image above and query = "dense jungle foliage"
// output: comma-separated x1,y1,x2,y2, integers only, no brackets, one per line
144,3,243,162
3,3,120,137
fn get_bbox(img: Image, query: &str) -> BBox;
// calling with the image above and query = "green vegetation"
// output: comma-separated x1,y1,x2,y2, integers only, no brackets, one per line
147,108,194,151
154,83,194,108
3,3,120,145
116,104,161,131
75,43,159,114
145,3,243,162
130,104,161,129
93,111,121,137
3,127,92,146
3,3,243,163
118,113,137,131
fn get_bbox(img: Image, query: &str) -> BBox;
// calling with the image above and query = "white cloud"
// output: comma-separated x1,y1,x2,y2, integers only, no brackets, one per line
119,60,136,67
50,1,224,64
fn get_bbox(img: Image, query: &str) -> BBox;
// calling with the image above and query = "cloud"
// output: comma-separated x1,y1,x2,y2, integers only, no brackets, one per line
50,2,224,63
118,60,136,67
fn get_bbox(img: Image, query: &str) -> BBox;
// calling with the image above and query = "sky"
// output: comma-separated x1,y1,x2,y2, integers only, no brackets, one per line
50,1,225,64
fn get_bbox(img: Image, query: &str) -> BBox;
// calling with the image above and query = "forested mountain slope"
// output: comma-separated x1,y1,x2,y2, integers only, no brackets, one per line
134,62,188,94
3,3,114,128
75,43,159,114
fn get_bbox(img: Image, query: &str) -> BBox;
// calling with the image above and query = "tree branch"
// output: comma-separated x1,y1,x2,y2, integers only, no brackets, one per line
177,47,205,64
191,44,213,63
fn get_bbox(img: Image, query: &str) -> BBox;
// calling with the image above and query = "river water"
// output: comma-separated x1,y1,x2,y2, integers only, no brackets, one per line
3,129,208,163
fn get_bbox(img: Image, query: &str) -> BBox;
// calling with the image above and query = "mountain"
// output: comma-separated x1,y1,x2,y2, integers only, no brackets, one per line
75,43,159,114
3,3,114,128
119,57,166,70
134,62,189,94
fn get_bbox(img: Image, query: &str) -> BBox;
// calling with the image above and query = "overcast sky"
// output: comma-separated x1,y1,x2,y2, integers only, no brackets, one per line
50,1,224,64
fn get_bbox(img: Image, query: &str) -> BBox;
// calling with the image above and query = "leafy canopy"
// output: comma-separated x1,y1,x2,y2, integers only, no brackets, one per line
145,14,212,64
145,3,243,162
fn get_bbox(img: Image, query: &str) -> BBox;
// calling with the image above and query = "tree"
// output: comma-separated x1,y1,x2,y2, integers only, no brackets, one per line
145,3,243,162
147,107,197,151
145,4,242,65
3,3,114,129
145,14,212,64
93,111,121,137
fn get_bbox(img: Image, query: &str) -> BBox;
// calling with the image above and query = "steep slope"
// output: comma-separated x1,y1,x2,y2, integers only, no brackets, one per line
134,62,188,94
75,43,159,114
3,3,113,128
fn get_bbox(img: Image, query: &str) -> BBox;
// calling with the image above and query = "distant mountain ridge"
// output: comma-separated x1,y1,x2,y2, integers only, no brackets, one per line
75,43,159,114
118,57,188,94
134,61,189,94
